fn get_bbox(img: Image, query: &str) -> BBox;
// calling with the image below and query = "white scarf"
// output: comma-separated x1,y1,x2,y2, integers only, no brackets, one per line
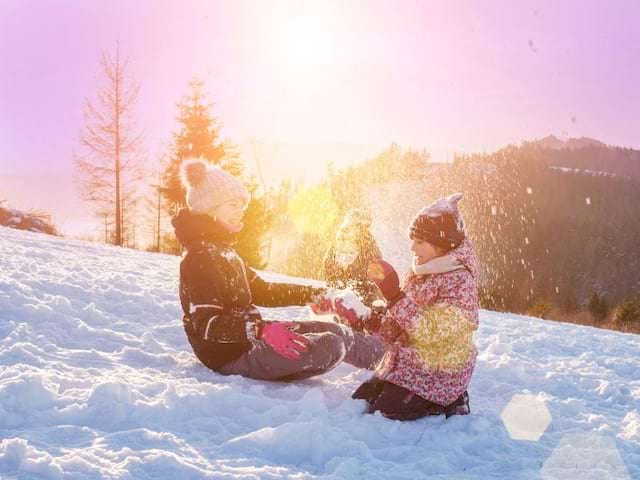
411,254,464,276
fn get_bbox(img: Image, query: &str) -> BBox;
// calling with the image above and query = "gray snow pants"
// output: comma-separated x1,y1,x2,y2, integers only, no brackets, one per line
218,320,385,381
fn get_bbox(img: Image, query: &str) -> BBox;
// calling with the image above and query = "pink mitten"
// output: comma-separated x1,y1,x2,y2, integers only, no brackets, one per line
260,322,310,360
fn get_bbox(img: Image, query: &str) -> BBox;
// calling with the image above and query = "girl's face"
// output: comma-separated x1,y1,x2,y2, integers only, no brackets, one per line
213,199,247,232
411,237,443,265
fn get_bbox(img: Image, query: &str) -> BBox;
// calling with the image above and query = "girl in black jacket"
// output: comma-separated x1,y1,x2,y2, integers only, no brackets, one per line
174,159,384,380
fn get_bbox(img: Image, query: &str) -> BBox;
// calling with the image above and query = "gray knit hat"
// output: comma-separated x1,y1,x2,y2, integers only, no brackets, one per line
180,158,250,215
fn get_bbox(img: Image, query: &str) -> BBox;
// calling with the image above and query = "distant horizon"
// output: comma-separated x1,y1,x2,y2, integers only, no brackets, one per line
1,130,635,243
1,131,633,177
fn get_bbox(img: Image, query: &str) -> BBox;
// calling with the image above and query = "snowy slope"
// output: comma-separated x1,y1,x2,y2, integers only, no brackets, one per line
1,226,639,480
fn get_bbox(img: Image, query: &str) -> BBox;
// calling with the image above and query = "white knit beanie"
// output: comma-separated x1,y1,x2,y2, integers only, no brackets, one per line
180,158,250,215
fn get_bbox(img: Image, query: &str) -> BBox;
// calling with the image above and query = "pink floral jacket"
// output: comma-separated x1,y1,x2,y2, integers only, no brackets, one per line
375,239,480,406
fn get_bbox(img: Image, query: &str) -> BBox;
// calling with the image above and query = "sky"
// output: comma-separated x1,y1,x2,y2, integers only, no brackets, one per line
1,0,639,241
1,0,639,178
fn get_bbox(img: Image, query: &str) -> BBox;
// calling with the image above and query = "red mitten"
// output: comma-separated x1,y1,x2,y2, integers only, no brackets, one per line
260,322,310,360
334,298,364,330
367,260,404,304
309,295,334,314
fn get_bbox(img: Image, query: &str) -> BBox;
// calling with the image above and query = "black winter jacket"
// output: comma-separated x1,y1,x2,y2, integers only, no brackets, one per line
172,209,321,371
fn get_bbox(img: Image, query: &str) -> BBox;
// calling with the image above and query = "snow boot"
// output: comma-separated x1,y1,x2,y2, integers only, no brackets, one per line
444,391,470,419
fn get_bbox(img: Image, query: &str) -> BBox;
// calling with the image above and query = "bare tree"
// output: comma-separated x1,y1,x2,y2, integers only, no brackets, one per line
143,154,166,252
74,44,144,246
120,184,143,249
153,157,164,252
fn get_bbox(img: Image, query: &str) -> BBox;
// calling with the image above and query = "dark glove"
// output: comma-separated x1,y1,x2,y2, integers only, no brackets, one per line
367,260,405,306
363,309,384,334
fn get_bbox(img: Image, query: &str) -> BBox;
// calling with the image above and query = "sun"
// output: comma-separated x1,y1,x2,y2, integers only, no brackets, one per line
277,15,334,69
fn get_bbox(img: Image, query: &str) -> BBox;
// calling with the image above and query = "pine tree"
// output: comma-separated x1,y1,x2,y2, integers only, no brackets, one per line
615,297,640,327
236,179,273,269
588,293,600,319
598,294,610,322
161,79,271,266
615,297,640,326
161,78,241,214
588,292,609,322
528,297,553,319
560,286,579,313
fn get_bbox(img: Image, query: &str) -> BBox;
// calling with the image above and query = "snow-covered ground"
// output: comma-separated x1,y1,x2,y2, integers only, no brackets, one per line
1,226,639,479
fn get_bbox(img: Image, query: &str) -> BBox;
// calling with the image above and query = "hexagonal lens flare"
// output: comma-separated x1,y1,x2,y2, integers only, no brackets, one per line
542,433,630,480
501,394,551,441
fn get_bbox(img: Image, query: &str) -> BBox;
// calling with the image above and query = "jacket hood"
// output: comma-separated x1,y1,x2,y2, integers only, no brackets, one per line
449,238,479,279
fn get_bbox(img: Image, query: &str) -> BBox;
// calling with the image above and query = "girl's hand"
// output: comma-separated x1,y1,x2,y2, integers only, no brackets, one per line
377,317,406,343
367,260,403,304
259,322,310,360
310,291,369,331
309,294,333,314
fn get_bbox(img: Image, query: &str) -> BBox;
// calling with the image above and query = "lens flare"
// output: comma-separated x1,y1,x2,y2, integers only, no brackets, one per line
287,185,339,236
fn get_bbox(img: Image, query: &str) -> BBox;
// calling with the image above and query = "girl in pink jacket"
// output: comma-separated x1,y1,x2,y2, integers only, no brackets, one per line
353,193,479,421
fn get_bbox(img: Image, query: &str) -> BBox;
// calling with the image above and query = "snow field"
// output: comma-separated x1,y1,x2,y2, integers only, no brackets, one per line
1,226,638,479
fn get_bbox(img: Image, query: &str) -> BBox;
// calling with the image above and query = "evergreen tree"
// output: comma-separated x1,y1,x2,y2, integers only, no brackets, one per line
598,295,610,322
588,292,609,322
559,281,579,313
161,79,271,266
236,179,273,269
161,78,242,214
588,292,601,319
528,297,553,319
615,297,640,326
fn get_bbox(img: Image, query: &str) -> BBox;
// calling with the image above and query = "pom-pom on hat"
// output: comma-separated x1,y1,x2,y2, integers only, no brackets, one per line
409,193,466,251
180,158,250,216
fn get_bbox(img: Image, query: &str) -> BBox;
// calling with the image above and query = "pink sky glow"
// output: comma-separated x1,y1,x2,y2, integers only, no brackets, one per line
1,0,639,177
